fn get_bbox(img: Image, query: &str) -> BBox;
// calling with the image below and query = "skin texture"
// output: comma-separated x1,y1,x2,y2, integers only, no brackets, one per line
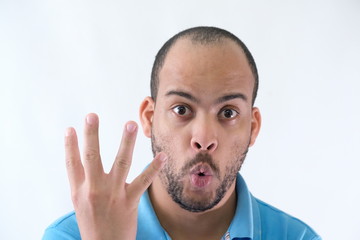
140,38,261,240
65,37,261,240
65,116,167,240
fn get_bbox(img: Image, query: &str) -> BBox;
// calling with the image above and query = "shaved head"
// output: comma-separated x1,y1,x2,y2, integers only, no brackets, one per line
150,26,259,105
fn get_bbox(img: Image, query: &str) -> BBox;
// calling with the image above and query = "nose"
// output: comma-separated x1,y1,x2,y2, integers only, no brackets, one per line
190,118,218,153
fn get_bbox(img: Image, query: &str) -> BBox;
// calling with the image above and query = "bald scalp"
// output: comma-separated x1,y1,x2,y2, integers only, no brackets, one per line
150,27,259,105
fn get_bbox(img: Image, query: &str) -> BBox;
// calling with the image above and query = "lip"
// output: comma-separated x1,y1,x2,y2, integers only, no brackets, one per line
190,163,214,176
189,163,214,188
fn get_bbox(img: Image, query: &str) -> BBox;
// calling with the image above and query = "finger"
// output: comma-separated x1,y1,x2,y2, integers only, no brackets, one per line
65,127,84,190
110,121,138,183
83,113,104,179
128,152,167,200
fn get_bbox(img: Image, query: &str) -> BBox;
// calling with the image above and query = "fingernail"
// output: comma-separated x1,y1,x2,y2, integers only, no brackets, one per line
158,152,167,162
126,122,137,133
86,114,97,125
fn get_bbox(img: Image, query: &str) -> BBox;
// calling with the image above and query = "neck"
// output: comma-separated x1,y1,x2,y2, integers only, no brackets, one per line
149,176,237,240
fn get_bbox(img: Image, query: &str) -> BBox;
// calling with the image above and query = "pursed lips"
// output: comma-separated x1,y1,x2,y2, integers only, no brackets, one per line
190,163,214,176
189,163,214,188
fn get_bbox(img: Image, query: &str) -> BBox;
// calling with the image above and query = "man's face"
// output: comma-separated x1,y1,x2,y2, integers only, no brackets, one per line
150,38,259,212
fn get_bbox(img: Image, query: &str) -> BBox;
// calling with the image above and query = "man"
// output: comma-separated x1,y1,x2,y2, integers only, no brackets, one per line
43,27,321,240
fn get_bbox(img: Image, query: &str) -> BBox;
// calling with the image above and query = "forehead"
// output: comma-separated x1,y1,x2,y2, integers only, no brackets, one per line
158,38,254,101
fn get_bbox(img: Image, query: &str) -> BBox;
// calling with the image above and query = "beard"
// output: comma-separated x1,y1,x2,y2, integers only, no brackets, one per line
151,133,249,213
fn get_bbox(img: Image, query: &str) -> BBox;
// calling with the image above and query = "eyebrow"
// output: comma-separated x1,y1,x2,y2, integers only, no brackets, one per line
165,90,247,104
165,90,200,103
215,93,248,104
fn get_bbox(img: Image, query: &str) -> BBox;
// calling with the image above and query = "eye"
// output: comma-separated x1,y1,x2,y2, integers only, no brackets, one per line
219,108,239,119
172,105,192,117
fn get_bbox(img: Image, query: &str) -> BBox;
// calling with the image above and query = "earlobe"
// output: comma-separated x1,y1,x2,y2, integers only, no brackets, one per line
249,107,261,147
139,97,155,138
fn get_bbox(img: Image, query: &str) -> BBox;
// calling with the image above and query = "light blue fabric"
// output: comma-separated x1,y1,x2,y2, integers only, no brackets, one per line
42,174,321,240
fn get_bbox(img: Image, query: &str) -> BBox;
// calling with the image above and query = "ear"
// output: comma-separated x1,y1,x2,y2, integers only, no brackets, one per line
139,96,155,138
249,107,261,147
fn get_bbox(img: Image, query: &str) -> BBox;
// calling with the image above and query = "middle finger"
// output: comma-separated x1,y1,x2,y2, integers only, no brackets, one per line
83,113,104,180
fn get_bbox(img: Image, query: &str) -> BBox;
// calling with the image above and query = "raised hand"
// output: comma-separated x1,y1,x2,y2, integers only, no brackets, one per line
64,113,167,240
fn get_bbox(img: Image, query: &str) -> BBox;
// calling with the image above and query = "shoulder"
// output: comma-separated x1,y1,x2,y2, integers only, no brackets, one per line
42,212,81,240
253,197,321,240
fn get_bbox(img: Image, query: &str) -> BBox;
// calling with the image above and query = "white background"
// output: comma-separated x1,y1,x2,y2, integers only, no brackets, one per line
1,0,359,239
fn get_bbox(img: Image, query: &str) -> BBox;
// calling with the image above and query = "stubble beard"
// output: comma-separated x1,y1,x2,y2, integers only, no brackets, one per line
151,133,249,213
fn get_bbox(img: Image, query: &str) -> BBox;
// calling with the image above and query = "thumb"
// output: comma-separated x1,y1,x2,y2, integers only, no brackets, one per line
127,152,167,200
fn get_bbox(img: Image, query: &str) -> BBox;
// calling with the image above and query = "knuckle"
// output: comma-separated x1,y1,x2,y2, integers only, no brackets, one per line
65,157,77,169
115,157,130,170
84,189,102,205
84,148,99,162
140,174,153,187
86,190,99,202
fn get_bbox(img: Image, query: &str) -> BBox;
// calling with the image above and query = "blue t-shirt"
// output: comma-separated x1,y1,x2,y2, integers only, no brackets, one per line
43,174,321,240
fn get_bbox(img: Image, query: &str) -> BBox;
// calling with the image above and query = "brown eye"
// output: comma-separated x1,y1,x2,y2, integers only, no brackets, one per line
173,105,191,116
219,108,238,119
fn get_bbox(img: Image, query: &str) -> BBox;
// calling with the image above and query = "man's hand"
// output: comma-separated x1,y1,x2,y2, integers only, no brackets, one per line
64,113,167,240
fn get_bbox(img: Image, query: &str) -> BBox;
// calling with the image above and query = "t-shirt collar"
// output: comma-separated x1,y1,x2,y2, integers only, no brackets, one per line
227,173,254,239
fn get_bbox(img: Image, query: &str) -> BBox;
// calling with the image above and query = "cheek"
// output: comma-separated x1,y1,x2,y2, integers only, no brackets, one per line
153,115,191,151
217,132,250,167
153,108,177,135
152,125,185,162
221,123,251,146
224,118,254,140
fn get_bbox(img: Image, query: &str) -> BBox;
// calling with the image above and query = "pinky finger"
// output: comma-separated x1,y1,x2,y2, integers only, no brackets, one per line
65,127,84,190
